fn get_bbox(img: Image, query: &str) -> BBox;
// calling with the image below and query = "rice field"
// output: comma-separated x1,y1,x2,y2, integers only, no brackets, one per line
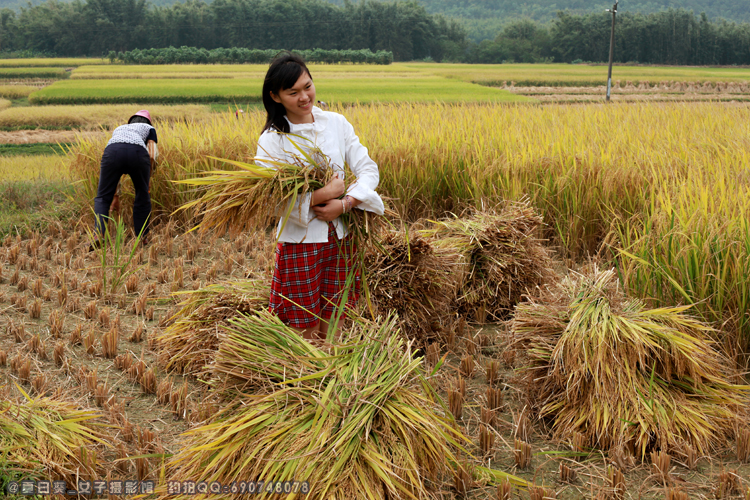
29,76,528,105
0,155,68,181
0,104,214,129
0,85,37,99
4,60,750,499
0,67,68,79
65,101,750,351
413,62,750,87
0,58,109,67
71,62,750,87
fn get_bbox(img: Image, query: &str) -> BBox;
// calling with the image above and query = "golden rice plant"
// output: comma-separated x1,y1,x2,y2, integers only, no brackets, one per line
420,200,554,322
156,279,269,376
512,267,750,458
62,102,750,349
0,385,106,487
162,310,486,500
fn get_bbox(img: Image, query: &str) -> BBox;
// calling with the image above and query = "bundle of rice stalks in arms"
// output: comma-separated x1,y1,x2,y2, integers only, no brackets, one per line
0,385,107,486
156,279,269,376
176,151,334,236
363,225,466,347
511,267,750,459
420,200,554,322
160,310,469,500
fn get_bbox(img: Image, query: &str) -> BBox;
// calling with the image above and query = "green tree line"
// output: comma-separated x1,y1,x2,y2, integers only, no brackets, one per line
467,9,750,65
112,47,393,64
2,0,749,65
411,0,750,23
0,0,466,61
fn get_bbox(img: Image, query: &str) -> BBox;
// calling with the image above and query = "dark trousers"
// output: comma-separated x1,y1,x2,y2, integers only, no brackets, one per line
93,143,151,238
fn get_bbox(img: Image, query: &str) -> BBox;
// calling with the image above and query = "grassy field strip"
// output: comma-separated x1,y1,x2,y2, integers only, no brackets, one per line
0,143,71,155
0,67,69,79
0,155,69,181
0,58,109,67
0,104,214,129
71,62,424,78
29,77,529,105
68,62,750,85
0,99,10,112
0,85,37,98
405,63,750,86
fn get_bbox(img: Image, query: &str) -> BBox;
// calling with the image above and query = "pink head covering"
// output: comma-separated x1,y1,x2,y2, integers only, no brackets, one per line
128,110,152,125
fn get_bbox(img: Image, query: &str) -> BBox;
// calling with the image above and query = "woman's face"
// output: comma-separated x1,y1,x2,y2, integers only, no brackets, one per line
270,71,316,125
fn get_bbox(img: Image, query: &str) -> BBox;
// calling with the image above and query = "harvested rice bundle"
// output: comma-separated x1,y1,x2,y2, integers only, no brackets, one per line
0,386,106,486
511,267,750,459
420,200,553,322
156,279,269,376
161,310,500,500
177,148,333,236
364,226,466,347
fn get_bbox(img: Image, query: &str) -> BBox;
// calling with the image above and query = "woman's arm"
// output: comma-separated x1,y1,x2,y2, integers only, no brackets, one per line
341,119,384,215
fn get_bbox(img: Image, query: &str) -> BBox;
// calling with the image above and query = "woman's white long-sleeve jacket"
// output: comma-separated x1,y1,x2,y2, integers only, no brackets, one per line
256,106,385,243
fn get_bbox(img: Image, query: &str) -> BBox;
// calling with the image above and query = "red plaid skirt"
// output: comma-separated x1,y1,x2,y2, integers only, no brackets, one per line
270,223,360,328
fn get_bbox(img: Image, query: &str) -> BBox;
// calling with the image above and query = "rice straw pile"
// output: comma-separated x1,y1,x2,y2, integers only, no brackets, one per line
161,310,468,500
363,225,466,347
0,386,106,486
420,200,554,322
156,279,269,376
511,267,750,458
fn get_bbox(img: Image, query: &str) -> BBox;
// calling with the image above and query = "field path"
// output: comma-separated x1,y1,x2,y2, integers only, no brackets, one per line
0,129,104,144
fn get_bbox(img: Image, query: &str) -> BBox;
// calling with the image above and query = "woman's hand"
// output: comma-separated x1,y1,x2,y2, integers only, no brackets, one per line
312,198,345,222
312,174,345,206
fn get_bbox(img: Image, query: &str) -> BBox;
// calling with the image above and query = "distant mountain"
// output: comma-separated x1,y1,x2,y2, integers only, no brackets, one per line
326,0,750,23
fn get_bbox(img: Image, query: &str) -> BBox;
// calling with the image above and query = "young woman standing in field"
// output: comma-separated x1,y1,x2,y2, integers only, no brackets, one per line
91,110,158,247
257,53,384,341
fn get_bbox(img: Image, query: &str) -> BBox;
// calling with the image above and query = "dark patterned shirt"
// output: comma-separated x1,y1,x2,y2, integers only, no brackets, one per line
107,123,158,150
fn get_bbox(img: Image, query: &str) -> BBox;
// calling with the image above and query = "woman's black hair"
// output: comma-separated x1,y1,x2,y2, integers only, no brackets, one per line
128,115,151,126
262,52,312,134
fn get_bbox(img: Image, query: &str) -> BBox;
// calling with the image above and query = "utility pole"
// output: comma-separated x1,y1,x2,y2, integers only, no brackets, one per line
606,0,619,102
